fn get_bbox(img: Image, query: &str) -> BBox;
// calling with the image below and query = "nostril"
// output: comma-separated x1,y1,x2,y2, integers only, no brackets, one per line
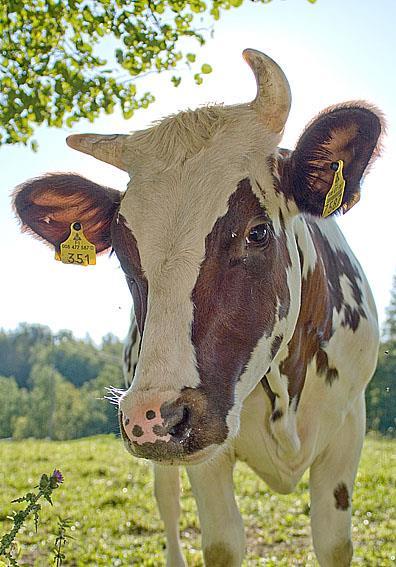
132,424,144,437
168,406,191,440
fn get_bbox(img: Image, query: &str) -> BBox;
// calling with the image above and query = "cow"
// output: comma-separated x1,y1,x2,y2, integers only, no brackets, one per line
13,49,383,567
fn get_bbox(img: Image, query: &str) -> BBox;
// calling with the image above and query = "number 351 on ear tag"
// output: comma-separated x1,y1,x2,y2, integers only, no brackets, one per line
55,222,96,266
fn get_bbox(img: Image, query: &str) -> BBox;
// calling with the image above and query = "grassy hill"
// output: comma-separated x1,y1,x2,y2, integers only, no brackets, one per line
0,435,394,566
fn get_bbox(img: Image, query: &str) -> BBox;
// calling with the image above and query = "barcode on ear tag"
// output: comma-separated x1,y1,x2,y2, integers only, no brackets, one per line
55,223,96,266
322,160,346,218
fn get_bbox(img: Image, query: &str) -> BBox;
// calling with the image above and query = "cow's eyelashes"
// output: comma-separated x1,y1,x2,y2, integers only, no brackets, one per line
245,223,271,247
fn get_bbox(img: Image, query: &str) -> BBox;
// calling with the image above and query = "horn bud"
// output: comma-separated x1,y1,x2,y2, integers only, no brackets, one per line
66,133,128,171
243,49,291,134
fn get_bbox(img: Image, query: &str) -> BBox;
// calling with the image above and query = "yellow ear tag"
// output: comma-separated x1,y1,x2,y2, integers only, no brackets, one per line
322,160,346,218
55,222,96,266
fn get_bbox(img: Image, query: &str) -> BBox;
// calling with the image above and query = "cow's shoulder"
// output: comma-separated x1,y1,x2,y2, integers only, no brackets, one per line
280,215,378,403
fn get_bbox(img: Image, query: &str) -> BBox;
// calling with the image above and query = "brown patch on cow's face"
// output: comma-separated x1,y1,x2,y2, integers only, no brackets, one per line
111,214,148,335
191,179,291,421
334,482,350,510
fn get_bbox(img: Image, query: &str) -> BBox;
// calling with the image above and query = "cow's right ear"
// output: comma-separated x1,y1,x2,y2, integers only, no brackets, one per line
13,174,122,253
284,104,383,217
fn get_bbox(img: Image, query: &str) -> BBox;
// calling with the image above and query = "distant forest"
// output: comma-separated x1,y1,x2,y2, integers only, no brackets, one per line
1,276,395,439
0,324,123,440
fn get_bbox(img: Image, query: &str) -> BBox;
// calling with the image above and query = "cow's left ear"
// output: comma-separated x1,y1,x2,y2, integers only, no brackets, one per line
286,104,384,216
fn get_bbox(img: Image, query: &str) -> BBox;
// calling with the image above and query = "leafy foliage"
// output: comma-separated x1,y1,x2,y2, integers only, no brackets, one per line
0,0,316,149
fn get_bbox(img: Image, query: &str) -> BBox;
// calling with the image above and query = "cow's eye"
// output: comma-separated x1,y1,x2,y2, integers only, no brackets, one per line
246,224,270,246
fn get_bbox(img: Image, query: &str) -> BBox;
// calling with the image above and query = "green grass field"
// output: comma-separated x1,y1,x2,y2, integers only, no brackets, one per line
0,435,394,566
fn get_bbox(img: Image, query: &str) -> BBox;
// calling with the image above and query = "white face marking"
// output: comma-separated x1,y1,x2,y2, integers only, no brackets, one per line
119,108,281,398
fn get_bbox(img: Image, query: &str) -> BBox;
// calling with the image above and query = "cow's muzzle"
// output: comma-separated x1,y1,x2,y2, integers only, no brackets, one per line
118,387,228,464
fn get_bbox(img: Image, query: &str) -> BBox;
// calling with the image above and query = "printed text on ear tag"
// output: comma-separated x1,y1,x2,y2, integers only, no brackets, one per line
322,160,346,218
55,222,96,266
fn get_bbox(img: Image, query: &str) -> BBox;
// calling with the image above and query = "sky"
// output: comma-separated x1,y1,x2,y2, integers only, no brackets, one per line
1,0,395,343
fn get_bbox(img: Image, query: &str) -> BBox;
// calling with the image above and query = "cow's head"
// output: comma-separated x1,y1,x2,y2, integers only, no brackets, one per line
13,50,382,465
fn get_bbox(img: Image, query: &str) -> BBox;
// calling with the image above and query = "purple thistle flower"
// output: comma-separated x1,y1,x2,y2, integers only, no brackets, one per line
52,470,64,484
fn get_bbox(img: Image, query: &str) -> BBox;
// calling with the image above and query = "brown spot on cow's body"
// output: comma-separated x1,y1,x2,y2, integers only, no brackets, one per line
308,223,367,331
316,348,339,385
271,335,283,359
334,482,350,510
191,179,291,416
280,255,334,402
260,375,276,410
271,408,283,422
280,218,366,402
342,304,362,332
325,367,339,386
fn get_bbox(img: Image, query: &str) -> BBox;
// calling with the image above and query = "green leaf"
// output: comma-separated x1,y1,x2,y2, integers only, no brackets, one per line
171,76,182,87
201,63,212,74
123,108,134,119
194,73,203,85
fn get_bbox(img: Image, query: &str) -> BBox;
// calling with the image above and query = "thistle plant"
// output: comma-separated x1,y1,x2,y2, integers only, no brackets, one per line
53,516,73,567
0,470,63,566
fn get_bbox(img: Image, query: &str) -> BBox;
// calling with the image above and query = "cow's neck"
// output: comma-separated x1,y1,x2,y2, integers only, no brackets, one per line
258,214,335,460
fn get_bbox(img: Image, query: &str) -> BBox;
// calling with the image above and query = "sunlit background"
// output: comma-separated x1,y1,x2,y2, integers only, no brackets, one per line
1,0,395,343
